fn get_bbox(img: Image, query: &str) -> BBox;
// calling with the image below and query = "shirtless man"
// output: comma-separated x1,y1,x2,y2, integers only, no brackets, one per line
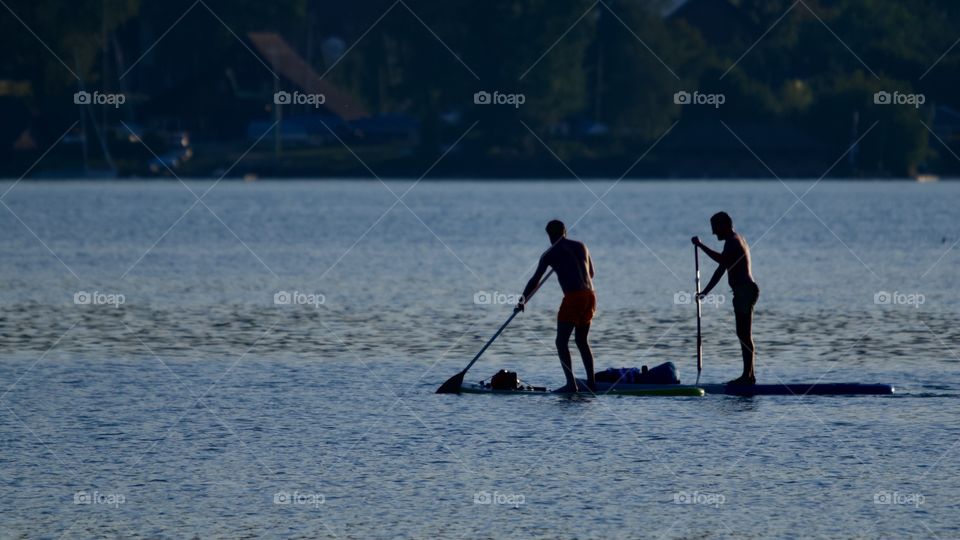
516,220,596,393
692,212,759,385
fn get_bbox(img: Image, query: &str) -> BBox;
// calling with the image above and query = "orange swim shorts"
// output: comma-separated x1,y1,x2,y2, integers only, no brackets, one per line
557,289,597,326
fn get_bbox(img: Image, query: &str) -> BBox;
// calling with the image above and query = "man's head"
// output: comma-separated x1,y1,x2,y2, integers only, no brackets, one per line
545,220,566,243
710,211,734,240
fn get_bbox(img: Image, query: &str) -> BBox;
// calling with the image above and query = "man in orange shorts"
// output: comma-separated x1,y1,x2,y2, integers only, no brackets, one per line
516,220,596,392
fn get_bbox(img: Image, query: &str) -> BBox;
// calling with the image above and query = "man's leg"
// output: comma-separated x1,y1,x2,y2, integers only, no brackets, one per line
574,323,595,390
556,322,577,391
734,309,755,380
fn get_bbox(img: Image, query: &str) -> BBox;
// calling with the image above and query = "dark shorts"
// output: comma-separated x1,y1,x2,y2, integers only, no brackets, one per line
732,282,759,315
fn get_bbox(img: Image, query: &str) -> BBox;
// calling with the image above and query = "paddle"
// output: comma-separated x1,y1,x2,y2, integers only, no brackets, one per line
436,269,555,394
694,244,703,385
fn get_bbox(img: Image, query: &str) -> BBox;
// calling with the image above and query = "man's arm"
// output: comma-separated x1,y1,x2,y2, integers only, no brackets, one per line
699,265,725,297
588,250,595,278
691,236,723,264
516,257,550,312
698,240,736,298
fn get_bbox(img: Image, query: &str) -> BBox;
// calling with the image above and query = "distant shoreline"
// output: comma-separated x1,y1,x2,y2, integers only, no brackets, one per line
2,176,953,182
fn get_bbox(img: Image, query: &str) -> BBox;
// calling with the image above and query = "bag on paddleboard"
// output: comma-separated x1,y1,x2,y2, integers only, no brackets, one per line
490,369,520,390
595,362,680,385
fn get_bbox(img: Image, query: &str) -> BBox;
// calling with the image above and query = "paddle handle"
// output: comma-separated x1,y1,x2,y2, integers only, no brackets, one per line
460,269,555,375
695,245,702,382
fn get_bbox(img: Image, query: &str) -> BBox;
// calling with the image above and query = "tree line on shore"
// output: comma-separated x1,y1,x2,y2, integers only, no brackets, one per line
2,0,958,177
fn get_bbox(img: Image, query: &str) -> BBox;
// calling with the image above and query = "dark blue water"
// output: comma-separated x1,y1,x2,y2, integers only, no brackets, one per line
1,180,957,538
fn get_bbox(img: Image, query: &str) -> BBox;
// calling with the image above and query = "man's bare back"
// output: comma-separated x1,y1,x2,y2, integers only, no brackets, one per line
538,238,594,295
722,233,755,288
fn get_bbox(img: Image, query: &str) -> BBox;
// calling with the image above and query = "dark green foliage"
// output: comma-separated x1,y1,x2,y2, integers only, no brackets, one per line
1,0,956,176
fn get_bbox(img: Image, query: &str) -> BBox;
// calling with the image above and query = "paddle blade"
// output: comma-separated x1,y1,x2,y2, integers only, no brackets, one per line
436,371,465,394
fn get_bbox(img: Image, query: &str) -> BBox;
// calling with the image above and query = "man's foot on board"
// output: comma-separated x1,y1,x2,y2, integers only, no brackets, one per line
726,375,756,386
553,383,581,394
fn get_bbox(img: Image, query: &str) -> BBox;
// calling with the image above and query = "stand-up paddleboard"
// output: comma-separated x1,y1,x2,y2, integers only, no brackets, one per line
699,382,895,396
460,381,705,397
459,380,893,397
592,382,894,396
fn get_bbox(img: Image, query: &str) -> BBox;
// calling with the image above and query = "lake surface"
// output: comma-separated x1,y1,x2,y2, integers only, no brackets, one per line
1,180,958,539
